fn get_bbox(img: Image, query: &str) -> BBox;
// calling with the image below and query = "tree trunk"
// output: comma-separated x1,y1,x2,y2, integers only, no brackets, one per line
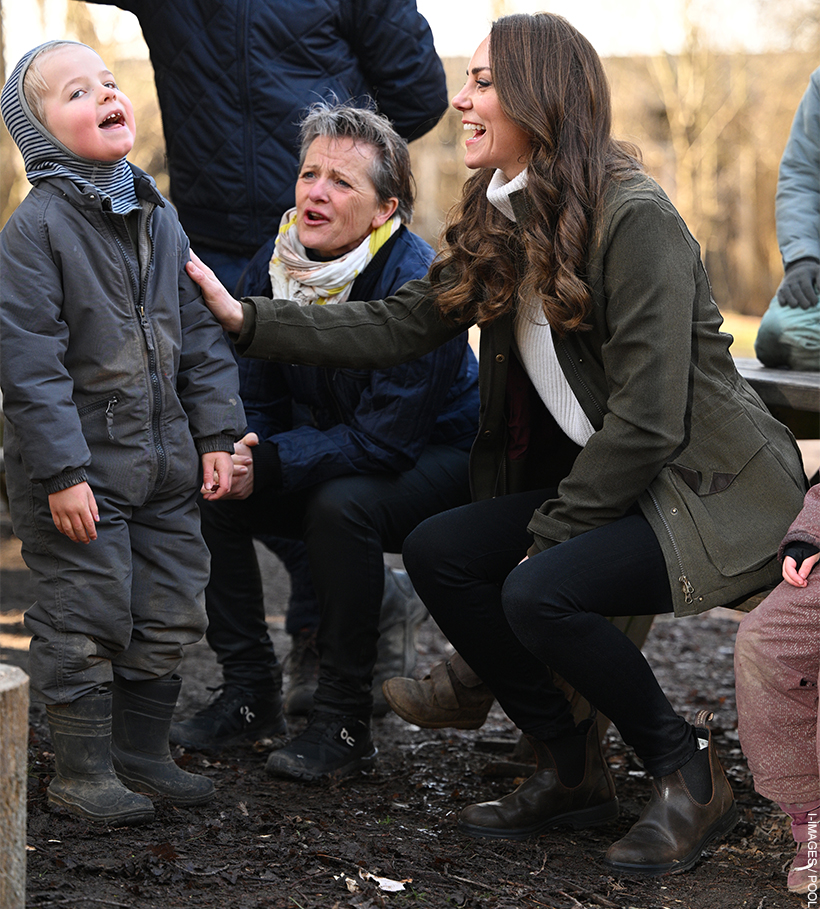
0,664,29,909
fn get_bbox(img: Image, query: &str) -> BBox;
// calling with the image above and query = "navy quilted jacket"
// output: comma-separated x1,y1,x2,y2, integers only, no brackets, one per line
83,0,448,254
236,227,479,493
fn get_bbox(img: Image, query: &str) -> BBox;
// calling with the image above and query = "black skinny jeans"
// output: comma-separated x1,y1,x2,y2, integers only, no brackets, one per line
403,489,698,778
199,444,471,716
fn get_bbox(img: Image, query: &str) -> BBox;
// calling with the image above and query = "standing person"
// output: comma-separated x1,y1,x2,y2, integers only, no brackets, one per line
79,0,450,701
171,102,479,774
187,13,808,874
0,41,244,825
735,483,820,895
755,66,820,371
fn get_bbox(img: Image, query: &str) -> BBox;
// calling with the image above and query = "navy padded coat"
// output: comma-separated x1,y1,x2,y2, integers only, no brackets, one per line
83,0,448,254
236,226,478,493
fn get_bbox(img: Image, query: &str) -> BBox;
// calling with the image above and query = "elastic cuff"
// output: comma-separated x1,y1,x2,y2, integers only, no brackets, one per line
195,434,236,456
43,467,88,495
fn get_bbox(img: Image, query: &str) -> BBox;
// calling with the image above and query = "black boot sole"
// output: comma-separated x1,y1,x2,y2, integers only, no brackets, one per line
169,713,288,751
112,766,216,806
603,800,740,877
47,790,155,826
458,797,620,841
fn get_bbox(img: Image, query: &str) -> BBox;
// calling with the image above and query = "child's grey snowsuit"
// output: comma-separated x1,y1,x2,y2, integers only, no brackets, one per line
0,166,245,703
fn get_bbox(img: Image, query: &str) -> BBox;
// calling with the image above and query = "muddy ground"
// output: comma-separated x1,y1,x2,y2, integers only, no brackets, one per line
0,509,807,909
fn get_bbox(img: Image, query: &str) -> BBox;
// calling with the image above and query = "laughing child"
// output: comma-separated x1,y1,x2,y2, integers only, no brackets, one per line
0,41,245,825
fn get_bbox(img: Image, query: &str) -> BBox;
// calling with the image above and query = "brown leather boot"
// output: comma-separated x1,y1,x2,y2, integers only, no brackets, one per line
381,653,494,729
604,711,739,876
457,714,619,840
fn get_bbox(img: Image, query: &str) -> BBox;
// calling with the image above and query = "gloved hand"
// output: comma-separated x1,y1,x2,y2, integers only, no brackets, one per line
783,540,820,570
777,258,820,309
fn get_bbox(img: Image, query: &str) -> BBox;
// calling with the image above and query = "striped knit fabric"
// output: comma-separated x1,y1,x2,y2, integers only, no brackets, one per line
1,40,138,214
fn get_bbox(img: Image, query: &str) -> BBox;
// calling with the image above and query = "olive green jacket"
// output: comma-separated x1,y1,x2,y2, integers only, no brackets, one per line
236,174,807,616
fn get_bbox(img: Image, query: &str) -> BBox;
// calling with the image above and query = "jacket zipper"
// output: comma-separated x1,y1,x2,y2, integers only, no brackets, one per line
647,487,695,605
106,211,166,491
78,395,119,441
561,342,606,422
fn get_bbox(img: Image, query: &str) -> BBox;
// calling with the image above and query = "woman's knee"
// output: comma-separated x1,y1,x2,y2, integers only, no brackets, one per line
402,511,453,583
501,553,572,632
306,478,375,531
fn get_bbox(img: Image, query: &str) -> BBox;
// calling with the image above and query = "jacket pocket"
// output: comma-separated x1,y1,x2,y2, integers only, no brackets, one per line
667,409,802,577
77,394,120,442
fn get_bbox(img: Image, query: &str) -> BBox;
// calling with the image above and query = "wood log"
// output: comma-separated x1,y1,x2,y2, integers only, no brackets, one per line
0,664,29,909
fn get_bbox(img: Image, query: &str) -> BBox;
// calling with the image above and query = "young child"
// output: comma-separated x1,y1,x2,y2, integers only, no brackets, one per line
0,41,245,825
735,482,820,894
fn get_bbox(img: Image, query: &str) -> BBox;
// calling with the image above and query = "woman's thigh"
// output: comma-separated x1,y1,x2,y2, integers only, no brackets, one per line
404,488,554,597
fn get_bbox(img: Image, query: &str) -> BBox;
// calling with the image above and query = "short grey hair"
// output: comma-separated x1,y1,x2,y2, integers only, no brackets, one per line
298,101,415,223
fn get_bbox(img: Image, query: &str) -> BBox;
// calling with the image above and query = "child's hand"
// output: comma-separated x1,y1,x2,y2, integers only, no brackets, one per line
201,450,234,500
783,552,820,588
48,482,99,543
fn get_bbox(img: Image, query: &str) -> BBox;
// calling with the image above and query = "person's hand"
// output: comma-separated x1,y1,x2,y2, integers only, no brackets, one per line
777,259,820,309
186,250,246,334
200,450,234,500
48,481,99,543
783,551,820,587
222,432,258,500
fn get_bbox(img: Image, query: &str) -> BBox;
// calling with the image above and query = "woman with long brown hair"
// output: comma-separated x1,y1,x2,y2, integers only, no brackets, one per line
187,13,807,875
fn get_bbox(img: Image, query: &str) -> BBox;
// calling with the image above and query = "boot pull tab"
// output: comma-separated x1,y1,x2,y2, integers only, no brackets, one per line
694,709,714,728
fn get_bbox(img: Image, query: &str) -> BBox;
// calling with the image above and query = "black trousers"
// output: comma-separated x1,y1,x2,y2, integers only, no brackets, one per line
403,489,698,778
199,444,471,715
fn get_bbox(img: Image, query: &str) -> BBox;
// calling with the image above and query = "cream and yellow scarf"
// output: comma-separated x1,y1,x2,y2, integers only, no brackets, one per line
268,208,401,305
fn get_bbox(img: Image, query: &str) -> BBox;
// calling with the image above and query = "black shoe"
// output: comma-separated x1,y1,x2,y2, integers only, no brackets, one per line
283,629,320,717
170,684,287,751
265,712,377,782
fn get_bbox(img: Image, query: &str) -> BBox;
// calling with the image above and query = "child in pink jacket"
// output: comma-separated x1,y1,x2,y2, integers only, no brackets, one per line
735,482,820,895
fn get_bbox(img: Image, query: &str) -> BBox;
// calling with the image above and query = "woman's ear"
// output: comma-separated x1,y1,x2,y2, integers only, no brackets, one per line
371,196,399,230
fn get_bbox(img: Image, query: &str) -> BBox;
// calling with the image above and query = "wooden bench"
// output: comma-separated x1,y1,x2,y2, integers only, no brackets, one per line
734,357,820,441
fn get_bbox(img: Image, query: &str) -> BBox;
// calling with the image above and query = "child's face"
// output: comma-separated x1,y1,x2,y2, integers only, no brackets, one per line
39,44,136,162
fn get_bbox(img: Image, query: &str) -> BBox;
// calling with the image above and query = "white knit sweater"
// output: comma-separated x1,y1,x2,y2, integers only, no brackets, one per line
487,169,594,447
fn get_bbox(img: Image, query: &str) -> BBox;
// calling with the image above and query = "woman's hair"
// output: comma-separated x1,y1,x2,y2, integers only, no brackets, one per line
431,13,643,332
298,101,415,223
23,41,81,126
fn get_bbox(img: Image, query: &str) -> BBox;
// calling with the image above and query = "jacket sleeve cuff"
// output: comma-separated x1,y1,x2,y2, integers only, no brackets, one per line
195,434,237,456
233,299,258,349
250,440,283,492
43,467,89,495
526,511,572,555
785,256,820,270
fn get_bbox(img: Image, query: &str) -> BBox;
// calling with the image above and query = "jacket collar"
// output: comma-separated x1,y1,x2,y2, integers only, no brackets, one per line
36,163,164,211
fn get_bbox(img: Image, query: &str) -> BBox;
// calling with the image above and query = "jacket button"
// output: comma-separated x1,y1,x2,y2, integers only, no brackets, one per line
670,508,678,515
495,354,505,363
482,429,492,438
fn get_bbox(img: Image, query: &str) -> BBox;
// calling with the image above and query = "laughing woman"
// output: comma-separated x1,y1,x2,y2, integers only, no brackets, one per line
187,13,807,875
